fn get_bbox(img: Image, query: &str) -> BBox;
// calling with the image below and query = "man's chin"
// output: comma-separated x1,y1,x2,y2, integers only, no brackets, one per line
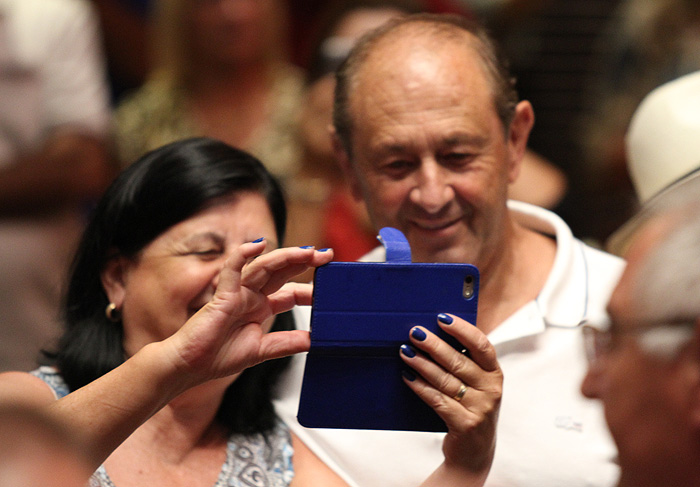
405,227,474,263
410,244,474,264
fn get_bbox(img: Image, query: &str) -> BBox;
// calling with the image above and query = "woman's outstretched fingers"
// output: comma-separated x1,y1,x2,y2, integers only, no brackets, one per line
259,329,311,361
216,238,268,294
241,247,334,295
267,282,315,313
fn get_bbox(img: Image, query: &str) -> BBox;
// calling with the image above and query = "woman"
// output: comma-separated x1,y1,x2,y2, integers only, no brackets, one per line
0,138,501,487
114,0,304,186
0,137,339,486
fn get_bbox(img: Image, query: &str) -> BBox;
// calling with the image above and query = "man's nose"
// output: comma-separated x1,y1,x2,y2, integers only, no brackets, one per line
580,364,602,400
409,161,454,213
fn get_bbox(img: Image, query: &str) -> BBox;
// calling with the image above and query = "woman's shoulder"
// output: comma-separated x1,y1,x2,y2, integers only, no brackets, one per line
29,366,71,399
0,368,60,405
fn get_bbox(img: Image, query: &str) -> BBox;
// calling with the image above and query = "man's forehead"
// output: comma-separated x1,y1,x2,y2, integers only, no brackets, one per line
360,24,478,67
350,37,490,112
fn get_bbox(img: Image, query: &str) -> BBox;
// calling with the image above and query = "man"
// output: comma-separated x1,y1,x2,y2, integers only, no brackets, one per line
578,69,700,487
274,13,622,487
581,179,700,487
0,0,113,371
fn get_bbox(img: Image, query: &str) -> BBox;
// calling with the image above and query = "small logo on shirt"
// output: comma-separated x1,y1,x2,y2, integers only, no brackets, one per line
555,415,583,432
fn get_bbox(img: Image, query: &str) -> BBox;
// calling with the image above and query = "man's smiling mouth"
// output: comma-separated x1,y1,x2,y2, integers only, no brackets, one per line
410,217,461,231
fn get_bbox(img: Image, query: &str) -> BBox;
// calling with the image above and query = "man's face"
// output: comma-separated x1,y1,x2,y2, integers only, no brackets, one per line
581,222,697,481
340,34,527,266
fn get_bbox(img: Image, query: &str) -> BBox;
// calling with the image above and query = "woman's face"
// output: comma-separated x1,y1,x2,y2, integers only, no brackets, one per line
107,191,278,357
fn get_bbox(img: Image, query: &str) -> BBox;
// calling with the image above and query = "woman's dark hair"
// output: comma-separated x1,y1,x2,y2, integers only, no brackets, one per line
45,137,290,435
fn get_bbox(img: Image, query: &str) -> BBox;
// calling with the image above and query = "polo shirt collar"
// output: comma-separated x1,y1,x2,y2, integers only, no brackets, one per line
489,201,590,345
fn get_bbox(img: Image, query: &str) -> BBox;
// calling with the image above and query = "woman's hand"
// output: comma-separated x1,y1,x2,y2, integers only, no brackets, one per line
29,241,333,469
400,313,503,486
166,240,334,387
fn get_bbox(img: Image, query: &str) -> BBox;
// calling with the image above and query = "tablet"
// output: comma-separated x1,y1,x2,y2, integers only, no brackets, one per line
297,227,479,432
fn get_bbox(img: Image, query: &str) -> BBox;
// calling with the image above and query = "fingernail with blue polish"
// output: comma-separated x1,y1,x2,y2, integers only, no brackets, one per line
319,248,331,252
437,313,454,325
402,369,416,382
299,245,314,249
400,344,416,358
411,327,427,341
252,237,265,243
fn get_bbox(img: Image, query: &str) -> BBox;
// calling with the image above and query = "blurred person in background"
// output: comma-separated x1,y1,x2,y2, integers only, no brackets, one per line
115,0,304,186
90,0,153,103
578,0,700,243
0,0,113,371
581,175,700,487
606,70,700,257
582,69,700,487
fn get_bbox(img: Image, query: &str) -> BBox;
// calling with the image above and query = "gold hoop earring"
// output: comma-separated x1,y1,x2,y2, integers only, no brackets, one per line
105,303,121,323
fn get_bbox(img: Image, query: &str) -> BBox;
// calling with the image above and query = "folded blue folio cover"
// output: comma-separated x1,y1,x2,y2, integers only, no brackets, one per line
297,227,479,432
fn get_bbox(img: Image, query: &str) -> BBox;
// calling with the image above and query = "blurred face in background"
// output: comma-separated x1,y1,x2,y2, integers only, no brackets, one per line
300,7,408,173
186,0,287,68
580,218,700,486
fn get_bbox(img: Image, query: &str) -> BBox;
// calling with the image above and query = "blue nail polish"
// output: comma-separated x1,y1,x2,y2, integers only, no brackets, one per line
299,245,314,249
252,237,265,243
411,327,427,341
437,313,454,325
402,369,416,382
400,344,416,358
318,248,331,252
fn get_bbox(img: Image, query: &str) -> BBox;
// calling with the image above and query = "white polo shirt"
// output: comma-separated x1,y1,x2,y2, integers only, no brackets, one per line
274,200,624,487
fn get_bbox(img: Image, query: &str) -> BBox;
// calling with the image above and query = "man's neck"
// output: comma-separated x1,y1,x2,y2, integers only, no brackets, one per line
476,222,557,335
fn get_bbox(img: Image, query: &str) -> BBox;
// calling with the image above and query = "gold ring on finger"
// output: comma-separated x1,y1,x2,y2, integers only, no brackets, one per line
453,383,468,402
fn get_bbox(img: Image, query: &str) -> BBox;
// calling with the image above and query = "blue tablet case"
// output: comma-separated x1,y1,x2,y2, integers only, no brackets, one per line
297,227,479,432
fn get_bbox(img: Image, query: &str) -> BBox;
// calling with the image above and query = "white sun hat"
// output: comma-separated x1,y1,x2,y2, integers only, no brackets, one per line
606,70,700,256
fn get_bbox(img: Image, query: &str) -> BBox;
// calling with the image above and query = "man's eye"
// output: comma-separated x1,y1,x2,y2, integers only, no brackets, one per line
383,159,414,175
443,152,472,164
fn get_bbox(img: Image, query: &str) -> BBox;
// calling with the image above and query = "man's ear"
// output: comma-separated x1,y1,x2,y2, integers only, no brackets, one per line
100,255,129,309
506,100,535,184
331,127,363,201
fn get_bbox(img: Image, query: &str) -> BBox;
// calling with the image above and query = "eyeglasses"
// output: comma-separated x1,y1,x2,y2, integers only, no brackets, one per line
582,320,697,365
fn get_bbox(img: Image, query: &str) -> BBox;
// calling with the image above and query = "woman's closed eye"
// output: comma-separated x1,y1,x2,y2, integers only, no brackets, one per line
191,248,223,259
179,232,226,260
